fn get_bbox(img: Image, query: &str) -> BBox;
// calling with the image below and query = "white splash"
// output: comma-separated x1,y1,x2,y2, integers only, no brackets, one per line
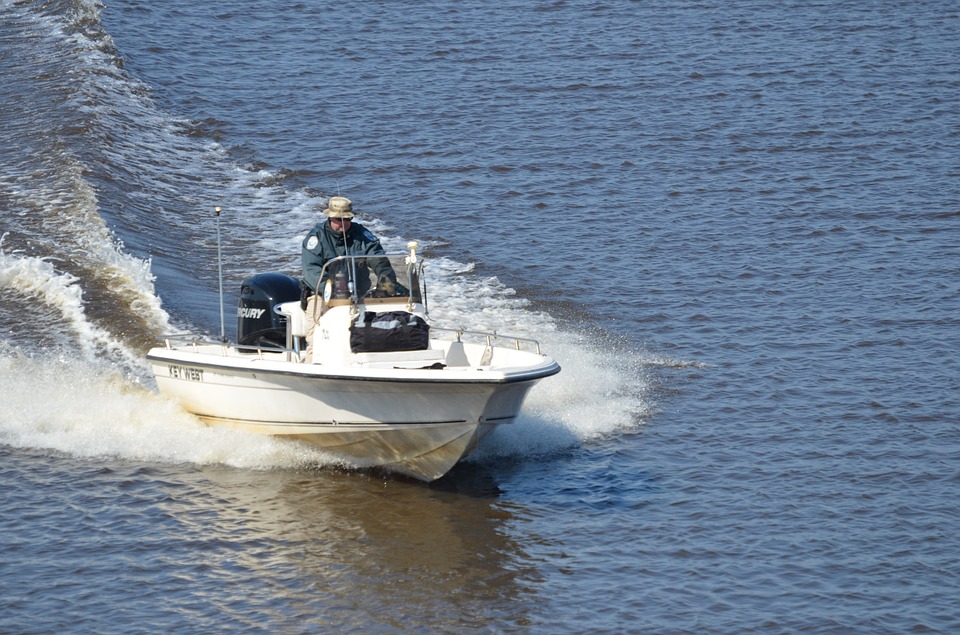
0,350,343,470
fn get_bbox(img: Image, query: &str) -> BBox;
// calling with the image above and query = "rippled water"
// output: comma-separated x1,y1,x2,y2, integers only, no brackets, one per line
2,0,959,632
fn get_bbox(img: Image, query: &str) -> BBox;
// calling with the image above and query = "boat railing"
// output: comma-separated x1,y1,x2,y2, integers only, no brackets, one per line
159,326,545,358
429,325,545,355
157,334,299,360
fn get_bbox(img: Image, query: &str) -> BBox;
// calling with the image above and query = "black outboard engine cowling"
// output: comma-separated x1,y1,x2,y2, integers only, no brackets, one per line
237,273,301,348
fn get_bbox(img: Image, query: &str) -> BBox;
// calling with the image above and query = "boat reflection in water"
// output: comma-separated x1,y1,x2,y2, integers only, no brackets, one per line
148,242,560,481
166,465,534,630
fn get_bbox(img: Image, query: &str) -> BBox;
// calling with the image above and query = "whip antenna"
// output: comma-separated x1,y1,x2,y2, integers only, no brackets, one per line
215,206,226,342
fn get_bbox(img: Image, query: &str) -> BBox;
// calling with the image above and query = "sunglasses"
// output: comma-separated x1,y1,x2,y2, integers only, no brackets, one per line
330,217,352,224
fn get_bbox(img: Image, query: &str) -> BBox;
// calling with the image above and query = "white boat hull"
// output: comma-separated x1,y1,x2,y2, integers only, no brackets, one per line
148,343,557,481
148,251,560,480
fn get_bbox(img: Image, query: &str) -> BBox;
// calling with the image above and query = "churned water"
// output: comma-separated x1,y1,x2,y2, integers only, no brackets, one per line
1,0,958,632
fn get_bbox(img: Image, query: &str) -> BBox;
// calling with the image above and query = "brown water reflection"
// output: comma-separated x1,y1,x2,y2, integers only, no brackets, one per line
169,465,536,631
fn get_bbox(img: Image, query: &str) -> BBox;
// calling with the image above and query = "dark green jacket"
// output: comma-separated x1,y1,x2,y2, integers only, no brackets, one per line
301,221,395,295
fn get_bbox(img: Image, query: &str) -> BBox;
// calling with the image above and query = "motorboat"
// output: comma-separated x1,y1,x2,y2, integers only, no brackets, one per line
147,241,560,481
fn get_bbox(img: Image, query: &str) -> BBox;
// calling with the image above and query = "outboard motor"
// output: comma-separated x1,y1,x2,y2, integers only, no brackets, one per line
237,273,301,348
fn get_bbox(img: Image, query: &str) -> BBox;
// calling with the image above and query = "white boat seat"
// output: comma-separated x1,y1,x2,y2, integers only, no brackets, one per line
351,348,446,369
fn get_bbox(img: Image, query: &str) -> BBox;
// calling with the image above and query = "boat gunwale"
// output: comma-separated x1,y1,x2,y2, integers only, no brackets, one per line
146,348,561,384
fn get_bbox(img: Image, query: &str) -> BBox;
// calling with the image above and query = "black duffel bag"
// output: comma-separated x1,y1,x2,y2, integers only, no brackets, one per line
350,311,430,353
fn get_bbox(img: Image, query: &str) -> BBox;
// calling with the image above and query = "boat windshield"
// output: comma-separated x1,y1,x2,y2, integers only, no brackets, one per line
320,254,423,303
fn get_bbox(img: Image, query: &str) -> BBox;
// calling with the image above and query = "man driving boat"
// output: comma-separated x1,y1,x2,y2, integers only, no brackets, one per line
300,196,398,354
